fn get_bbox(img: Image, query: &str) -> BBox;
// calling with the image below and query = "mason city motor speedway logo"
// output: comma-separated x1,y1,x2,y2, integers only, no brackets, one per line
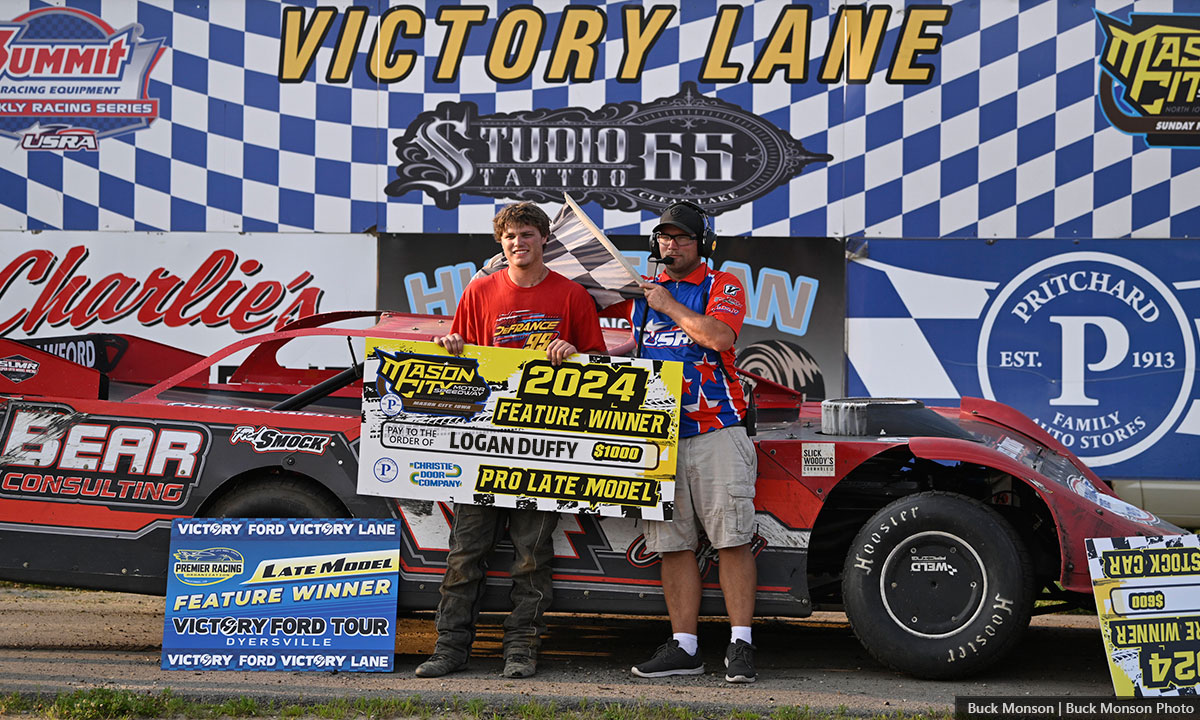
979,252,1195,467
1096,11,1200,147
0,7,164,148
373,348,490,417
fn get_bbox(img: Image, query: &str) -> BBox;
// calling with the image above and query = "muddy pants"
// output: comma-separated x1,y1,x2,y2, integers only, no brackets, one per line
433,503,557,659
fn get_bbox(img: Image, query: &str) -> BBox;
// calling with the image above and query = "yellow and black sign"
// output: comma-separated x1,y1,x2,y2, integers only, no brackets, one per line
279,5,950,86
359,339,682,520
1088,535,1200,697
475,464,659,507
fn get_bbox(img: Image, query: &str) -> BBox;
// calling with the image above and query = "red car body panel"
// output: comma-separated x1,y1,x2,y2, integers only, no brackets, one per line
0,311,1180,609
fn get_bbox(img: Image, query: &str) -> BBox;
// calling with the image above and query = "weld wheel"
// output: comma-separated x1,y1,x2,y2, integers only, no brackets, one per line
842,491,1033,679
205,476,345,518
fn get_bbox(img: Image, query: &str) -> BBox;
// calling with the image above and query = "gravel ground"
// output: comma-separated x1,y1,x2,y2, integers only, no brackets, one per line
0,587,1114,715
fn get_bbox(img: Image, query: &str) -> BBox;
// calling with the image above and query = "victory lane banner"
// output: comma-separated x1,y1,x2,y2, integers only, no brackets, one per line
1087,534,1200,696
357,339,681,520
162,518,400,672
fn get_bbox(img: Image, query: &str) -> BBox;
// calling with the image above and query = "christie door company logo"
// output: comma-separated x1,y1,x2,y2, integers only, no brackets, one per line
0,7,164,150
385,82,831,214
1096,11,1200,147
978,253,1195,467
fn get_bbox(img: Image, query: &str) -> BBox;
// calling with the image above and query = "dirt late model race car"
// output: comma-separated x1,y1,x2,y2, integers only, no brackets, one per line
0,311,1182,679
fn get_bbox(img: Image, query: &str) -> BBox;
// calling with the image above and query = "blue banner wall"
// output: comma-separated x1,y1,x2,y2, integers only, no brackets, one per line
846,240,1200,480
3,1,1200,238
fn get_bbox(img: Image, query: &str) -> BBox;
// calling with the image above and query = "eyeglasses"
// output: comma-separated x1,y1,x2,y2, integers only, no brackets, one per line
654,232,696,246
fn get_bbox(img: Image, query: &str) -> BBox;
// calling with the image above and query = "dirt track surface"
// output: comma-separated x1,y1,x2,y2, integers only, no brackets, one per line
0,587,1114,715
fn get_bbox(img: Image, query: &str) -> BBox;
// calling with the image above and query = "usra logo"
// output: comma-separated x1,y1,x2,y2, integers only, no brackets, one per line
172,547,245,586
19,124,97,152
643,329,692,348
1096,11,1200,147
1067,474,1157,525
229,425,331,455
979,252,1195,468
0,354,38,383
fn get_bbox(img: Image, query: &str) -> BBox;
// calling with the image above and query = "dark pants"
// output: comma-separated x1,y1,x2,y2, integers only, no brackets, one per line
433,503,557,659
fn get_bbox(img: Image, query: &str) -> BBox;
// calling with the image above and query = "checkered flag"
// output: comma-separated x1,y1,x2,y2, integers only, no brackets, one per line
475,194,643,309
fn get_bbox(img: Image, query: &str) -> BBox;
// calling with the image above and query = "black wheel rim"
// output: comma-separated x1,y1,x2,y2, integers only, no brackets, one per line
878,530,987,638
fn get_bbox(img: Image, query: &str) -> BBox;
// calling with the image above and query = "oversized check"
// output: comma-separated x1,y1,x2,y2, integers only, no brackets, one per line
357,339,682,520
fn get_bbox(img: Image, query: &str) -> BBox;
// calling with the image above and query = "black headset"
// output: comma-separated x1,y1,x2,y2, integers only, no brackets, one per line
648,200,717,259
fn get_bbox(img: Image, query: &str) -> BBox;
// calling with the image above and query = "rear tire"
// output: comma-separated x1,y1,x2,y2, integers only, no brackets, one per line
842,491,1033,679
205,475,346,518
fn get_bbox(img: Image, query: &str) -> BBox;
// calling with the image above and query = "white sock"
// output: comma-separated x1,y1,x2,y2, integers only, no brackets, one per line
672,632,698,655
731,626,752,645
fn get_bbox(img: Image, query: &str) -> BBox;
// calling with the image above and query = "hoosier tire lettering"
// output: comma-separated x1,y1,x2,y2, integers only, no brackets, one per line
851,506,919,574
841,491,1034,680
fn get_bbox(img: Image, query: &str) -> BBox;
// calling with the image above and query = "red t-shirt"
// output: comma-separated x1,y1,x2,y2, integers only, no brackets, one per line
452,269,606,353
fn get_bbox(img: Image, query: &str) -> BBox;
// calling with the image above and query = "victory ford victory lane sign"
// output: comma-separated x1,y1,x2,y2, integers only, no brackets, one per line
163,518,400,672
357,340,681,521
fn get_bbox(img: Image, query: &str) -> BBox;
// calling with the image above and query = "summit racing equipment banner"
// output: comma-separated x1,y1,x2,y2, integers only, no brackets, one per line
357,339,681,520
162,518,399,672
1087,535,1200,697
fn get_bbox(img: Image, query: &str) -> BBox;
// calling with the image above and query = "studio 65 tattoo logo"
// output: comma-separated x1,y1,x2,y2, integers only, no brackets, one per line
978,253,1195,467
385,82,831,214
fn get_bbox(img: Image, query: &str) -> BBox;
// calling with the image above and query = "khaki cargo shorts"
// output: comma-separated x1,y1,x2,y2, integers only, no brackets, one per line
644,425,757,553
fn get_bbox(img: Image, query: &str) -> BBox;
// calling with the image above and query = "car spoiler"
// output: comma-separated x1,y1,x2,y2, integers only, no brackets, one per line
1,334,204,399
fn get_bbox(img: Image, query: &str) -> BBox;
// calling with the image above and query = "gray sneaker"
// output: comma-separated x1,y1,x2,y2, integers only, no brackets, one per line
415,653,467,678
631,639,705,678
502,651,537,678
724,639,756,683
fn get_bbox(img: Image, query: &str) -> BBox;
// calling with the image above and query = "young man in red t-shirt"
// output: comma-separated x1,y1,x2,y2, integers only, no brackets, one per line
415,202,605,681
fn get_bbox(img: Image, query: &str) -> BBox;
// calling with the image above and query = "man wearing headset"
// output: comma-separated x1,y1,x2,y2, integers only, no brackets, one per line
604,201,759,683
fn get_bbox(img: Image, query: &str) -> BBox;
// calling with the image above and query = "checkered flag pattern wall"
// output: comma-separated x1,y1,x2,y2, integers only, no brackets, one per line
2,0,1199,239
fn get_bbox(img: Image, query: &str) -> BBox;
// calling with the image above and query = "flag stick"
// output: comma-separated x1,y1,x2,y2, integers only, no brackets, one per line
562,193,645,287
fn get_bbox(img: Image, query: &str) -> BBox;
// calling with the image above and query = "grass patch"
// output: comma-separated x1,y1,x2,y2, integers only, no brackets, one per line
0,689,953,720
